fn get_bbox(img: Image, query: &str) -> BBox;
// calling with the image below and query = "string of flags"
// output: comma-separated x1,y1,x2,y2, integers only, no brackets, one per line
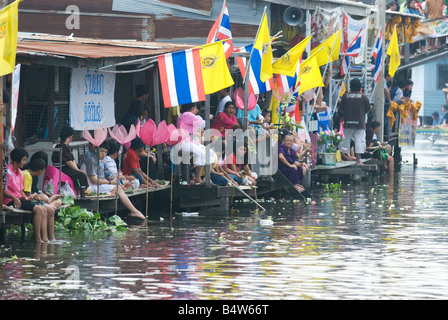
157,0,400,114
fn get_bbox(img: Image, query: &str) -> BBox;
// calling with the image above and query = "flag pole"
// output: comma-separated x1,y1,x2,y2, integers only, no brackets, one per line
309,29,341,116
211,0,226,43
244,6,267,131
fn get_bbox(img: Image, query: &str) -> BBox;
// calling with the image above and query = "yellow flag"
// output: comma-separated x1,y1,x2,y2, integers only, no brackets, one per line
199,41,234,95
253,12,273,83
386,26,400,78
297,54,324,95
272,35,311,77
269,94,281,125
0,0,20,77
310,29,341,67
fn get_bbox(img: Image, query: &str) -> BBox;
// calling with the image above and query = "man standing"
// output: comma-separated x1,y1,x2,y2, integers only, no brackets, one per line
339,78,371,165
425,0,444,51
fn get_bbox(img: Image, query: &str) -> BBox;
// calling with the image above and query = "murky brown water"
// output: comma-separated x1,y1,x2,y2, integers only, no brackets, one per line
2,135,448,300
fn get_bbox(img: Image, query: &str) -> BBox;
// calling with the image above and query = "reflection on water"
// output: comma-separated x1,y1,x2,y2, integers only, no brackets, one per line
2,136,448,300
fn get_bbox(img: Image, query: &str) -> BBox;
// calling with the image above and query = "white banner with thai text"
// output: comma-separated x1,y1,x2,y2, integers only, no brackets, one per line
413,17,448,41
11,64,20,131
70,68,116,130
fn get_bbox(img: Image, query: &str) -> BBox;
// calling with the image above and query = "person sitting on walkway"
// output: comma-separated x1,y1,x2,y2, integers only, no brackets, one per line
278,133,308,192
22,157,63,243
175,102,215,184
366,128,394,176
432,111,443,126
211,101,242,138
81,142,146,220
224,140,257,186
105,140,139,190
122,137,159,188
3,148,51,243
22,151,48,194
52,126,89,197
339,78,371,166
206,139,239,186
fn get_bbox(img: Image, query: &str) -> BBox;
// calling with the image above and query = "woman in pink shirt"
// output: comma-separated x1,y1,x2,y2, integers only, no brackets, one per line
3,148,50,243
211,101,242,138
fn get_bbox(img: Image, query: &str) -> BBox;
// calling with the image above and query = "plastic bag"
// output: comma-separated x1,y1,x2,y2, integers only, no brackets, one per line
60,182,76,198
43,179,55,195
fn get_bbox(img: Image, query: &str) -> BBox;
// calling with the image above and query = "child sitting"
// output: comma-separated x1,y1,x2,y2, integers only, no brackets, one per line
122,137,160,188
3,148,51,243
81,142,146,220
104,141,139,190
23,157,63,242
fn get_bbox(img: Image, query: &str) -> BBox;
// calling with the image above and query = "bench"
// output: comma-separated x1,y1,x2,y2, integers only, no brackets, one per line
0,204,70,242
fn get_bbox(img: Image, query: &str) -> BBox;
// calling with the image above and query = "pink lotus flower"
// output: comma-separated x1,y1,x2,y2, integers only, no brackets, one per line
82,125,108,147
138,118,157,147
108,123,137,145
166,123,187,146
151,120,170,146
233,87,258,111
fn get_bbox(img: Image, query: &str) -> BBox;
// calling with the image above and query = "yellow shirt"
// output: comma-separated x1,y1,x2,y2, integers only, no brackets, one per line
200,153,218,177
23,169,33,193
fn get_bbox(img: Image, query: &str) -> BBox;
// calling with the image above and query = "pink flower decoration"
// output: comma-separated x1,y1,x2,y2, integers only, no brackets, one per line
108,123,137,145
82,125,108,147
152,120,169,146
138,118,157,147
233,87,258,111
166,123,186,146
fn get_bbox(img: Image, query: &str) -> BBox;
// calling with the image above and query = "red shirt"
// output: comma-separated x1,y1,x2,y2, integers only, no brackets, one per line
122,148,140,175
224,153,242,172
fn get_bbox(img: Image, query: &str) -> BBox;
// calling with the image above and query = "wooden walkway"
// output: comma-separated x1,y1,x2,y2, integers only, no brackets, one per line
74,183,172,214
0,183,171,242
311,159,382,183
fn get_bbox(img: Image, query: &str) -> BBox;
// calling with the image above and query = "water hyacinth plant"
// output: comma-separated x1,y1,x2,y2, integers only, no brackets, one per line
317,130,344,153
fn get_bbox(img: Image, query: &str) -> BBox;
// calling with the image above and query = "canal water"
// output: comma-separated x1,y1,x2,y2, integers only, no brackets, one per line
1,134,448,300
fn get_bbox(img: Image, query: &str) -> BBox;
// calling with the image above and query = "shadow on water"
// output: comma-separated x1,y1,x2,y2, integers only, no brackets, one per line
2,135,448,299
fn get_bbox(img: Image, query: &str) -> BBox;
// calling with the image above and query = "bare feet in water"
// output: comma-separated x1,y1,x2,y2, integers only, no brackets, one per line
129,211,146,220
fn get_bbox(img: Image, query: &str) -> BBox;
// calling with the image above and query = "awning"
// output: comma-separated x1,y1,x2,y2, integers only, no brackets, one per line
16,33,194,68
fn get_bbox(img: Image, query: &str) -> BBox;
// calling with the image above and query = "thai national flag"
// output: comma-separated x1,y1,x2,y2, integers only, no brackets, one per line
235,44,274,95
207,0,234,59
372,30,383,83
341,28,363,76
158,48,206,108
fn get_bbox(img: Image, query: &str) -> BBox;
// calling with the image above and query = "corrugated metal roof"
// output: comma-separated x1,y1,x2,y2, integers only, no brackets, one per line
16,33,194,60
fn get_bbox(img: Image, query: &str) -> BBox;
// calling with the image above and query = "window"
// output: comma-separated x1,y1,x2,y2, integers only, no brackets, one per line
437,64,448,90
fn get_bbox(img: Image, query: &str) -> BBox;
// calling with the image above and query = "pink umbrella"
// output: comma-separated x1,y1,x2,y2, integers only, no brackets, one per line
82,125,108,147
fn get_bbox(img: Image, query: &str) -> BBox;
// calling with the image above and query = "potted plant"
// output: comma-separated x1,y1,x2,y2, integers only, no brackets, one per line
317,130,344,165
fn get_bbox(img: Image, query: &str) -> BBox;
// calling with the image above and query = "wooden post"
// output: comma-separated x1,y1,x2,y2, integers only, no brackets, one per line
205,95,211,187
152,65,164,178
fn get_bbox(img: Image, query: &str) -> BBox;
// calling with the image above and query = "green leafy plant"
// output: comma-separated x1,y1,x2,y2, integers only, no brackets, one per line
323,182,342,192
56,206,128,232
273,88,304,132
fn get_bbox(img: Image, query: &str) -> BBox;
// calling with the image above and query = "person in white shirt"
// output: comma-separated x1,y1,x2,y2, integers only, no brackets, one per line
215,88,232,117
